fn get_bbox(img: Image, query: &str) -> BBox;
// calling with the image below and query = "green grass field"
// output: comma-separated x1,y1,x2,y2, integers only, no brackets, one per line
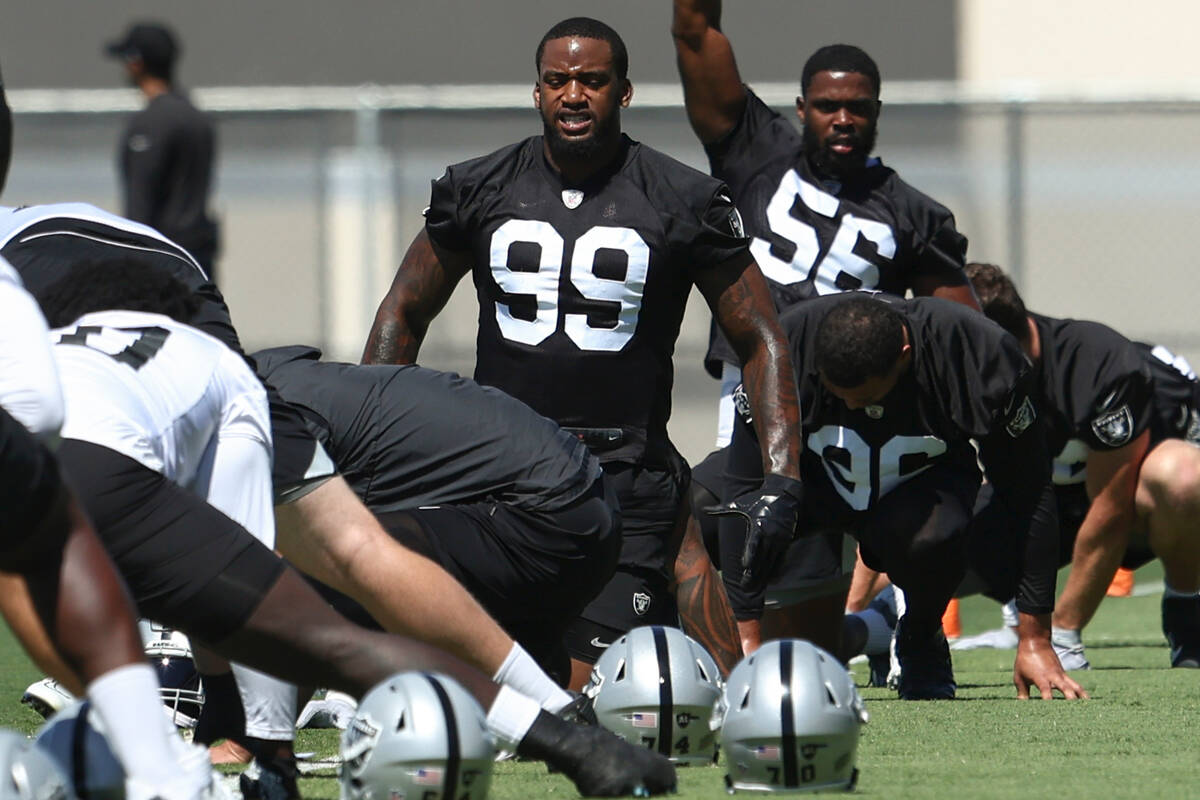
3,562,1197,798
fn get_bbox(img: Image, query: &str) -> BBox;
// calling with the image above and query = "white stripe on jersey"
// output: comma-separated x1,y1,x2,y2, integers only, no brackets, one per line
0,203,206,277
0,254,65,441
51,310,276,546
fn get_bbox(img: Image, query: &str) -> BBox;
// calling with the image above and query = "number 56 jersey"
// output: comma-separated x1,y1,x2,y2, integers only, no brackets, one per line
703,89,968,376
426,134,752,462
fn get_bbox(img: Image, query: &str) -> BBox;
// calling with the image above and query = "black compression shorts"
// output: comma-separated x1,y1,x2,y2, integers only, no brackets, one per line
56,439,287,643
0,408,64,570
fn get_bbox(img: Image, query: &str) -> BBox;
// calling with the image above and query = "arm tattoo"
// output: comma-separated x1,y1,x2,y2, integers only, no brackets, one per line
674,518,742,676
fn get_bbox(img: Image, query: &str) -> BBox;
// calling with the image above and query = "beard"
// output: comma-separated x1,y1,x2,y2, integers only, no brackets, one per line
542,109,619,167
803,121,878,179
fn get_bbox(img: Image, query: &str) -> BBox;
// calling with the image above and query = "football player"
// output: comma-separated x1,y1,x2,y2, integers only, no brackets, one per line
671,0,980,654
33,263,677,799
965,263,1200,670
671,0,979,448
218,345,623,767
363,17,803,689
0,258,226,800
0,203,598,764
719,292,1086,700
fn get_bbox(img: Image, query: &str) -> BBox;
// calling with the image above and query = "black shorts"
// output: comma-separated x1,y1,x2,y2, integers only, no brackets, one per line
56,439,287,644
967,481,1154,603
564,452,689,664
722,465,978,622
0,408,63,570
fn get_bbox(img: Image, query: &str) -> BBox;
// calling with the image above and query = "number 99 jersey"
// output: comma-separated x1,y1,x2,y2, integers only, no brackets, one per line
702,89,968,377
426,134,752,462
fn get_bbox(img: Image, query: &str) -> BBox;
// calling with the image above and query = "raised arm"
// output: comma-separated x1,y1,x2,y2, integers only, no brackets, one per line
671,0,749,144
696,257,801,480
361,229,471,365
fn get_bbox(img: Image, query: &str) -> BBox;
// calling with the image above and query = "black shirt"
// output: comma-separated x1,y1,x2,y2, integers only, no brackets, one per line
703,89,967,375
1031,313,1195,486
425,134,752,463
254,345,602,512
742,293,1056,614
119,91,218,269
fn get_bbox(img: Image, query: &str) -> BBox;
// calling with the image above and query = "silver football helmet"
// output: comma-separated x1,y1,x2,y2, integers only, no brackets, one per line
141,624,204,729
0,728,72,800
340,672,494,800
718,640,868,793
584,625,723,765
35,701,123,800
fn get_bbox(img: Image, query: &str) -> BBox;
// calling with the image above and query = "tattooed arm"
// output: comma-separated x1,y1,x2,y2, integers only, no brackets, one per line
668,505,742,676
362,229,472,365
696,256,802,480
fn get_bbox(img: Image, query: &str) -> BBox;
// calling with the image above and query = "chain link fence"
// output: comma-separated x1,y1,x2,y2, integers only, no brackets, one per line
8,84,1197,461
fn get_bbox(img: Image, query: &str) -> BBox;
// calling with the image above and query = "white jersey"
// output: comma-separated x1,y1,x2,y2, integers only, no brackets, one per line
0,203,206,277
0,255,64,441
50,310,275,546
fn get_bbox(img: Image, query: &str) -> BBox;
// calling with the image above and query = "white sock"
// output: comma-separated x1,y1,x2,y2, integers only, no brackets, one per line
1163,583,1200,599
232,663,299,740
1001,599,1019,629
1051,626,1083,648
484,685,543,750
492,643,572,714
850,609,894,655
86,663,182,786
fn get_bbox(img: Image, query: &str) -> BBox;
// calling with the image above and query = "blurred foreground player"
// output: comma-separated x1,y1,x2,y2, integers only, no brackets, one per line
34,265,676,799
364,16,802,688
0,201,599,738
717,293,1086,700
0,259,226,800
671,0,977,448
965,263,1200,669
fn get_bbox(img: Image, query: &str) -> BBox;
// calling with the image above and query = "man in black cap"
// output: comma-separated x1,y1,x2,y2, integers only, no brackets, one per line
105,22,220,283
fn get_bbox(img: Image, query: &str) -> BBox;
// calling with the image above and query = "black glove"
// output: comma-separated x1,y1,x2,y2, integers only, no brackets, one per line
706,474,804,593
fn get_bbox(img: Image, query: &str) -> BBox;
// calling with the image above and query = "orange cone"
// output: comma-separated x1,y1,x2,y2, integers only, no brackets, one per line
942,597,962,640
1106,566,1135,597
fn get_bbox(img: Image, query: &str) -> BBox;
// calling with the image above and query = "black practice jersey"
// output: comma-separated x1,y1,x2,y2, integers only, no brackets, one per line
1030,314,1155,487
1033,315,1200,486
425,135,752,462
703,89,967,375
0,204,234,347
1137,342,1200,445
253,346,602,512
774,294,1041,512
733,294,1056,613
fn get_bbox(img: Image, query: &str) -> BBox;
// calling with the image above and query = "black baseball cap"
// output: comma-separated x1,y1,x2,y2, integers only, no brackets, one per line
105,23,179,76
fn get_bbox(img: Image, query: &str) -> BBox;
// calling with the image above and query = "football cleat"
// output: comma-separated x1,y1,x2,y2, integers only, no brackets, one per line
20,677,76,720
1162,594,1200,668
297,690,358,731
950,626,1019,651
895,618,956,700
239,757,300,800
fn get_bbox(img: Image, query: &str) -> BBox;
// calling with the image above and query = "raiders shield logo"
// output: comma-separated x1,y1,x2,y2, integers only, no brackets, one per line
1004,395,1036,438
562,189,584,209
799,743,828,761
1091,404,1134,447
676,712,695,728
632,592,652,616
733,383,754,425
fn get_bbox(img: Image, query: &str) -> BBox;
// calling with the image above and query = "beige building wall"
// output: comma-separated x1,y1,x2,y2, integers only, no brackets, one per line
959,1,1200,87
